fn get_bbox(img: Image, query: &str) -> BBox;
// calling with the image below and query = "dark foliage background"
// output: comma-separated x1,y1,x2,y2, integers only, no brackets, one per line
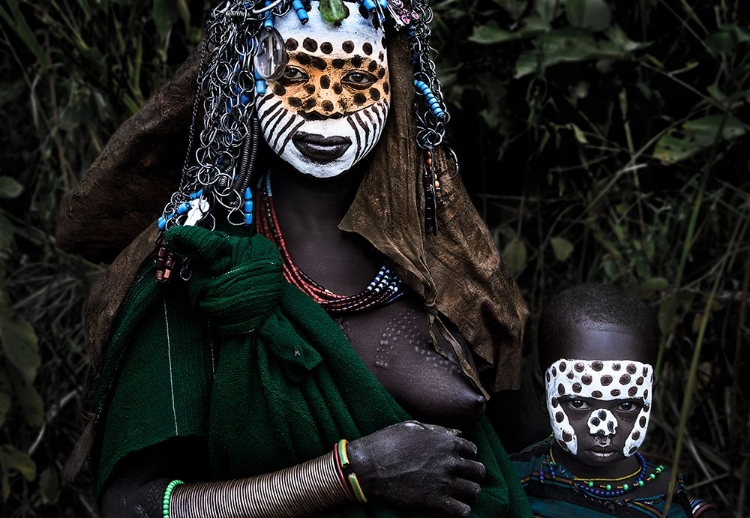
0,0,748,516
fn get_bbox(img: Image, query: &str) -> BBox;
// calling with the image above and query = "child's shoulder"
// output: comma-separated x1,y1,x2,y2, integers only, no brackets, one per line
509,437,553,479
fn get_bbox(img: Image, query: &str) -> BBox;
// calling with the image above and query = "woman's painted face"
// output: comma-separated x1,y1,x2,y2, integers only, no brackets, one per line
545,353,654,466
255,4,390,178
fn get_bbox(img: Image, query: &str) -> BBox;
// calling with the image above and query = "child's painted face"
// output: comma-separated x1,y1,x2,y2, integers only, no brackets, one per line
544,328,654,466
255,3,390,178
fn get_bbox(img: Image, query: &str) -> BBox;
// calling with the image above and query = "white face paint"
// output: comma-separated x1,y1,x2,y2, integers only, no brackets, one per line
545,359,653,457
255,3,390,178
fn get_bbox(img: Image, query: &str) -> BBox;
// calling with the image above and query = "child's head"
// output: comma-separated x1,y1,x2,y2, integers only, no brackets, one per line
538,284,659,468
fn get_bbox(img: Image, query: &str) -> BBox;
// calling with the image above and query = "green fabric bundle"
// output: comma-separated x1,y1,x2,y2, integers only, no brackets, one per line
94,225,531,517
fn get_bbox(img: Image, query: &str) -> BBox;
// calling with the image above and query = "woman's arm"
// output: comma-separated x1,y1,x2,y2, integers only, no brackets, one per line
101,422,485,518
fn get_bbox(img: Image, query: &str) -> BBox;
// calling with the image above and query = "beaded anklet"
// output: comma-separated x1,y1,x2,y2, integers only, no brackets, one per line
162,479,184,518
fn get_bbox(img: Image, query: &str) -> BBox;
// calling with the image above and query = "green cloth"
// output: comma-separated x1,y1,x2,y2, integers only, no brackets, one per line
94,225,532,518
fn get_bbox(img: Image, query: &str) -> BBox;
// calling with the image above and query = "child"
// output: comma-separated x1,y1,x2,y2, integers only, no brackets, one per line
511,284,718,517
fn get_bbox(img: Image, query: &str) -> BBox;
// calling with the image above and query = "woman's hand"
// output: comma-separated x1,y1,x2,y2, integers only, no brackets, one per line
347,421,485,517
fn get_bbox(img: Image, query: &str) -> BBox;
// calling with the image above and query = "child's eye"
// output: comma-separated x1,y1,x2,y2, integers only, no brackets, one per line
567,399,590,410
616,401,640,412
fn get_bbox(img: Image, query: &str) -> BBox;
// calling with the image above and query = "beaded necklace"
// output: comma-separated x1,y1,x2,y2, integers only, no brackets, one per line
256,173,404,314
540,447,665,499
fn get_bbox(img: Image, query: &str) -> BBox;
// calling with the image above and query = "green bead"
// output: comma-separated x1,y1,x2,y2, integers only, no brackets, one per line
638,480,644,486
623,484,629,491
649,473,656,480
319,0,347,24
588,481,594,487
606,484,612,491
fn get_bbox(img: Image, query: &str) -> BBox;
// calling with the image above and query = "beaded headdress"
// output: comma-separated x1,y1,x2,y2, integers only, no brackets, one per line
156,0,451,256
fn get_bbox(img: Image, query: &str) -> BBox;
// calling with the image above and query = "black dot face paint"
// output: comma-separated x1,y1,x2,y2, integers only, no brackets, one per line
285,38,299,51
255,8,391,179
620,374,631,384
303,37,318,52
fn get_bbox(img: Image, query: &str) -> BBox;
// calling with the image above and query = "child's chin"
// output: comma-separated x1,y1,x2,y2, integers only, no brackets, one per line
578,448,624,465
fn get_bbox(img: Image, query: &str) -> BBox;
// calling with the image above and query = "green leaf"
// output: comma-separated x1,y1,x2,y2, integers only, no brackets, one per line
566,0,612,32
39,468,60,505
515,27,631,78
0,444,36,481
0,315,40,382
0,392,9,428
0,177,23,199
490,0,529,19
706,28,736,54
469,17,549,44
0,213,13,249
639,277,669,295
503,237,527,275
0,1,47,67
535,0,562,22
550,237,575,261
152,0,180,40
7,364,44,428
653,115,748,164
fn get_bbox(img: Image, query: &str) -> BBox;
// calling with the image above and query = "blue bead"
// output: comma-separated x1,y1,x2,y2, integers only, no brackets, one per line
244,201,254,213
241,94,251,105
158,218,167,230
296,9,309,22
244,187,253,200
263,17,274,29
292,0,304,8
245,213,253,225
256,81,267,95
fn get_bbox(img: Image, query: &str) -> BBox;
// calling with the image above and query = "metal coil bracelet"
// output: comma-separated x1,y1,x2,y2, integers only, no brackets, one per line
168,451,353,518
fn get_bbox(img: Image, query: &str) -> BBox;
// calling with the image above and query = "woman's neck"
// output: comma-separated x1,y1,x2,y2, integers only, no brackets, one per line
269,158,364,224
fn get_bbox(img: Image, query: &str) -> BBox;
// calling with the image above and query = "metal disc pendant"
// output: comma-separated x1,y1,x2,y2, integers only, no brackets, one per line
254,27,288,80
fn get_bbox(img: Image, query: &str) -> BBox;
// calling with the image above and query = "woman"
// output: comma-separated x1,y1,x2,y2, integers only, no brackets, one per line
59,1,531,516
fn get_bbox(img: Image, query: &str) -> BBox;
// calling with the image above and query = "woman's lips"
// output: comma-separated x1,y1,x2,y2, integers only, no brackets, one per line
292,132,352,163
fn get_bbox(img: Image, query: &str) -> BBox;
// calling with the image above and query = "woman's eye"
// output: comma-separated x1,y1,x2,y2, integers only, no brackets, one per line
567,399,589,410
280,67,308,83
342,71,376,89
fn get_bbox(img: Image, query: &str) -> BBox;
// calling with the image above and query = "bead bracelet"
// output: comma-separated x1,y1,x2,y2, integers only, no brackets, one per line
162,479,184,518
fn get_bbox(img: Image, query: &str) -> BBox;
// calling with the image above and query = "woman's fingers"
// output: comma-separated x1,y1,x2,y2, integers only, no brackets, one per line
454,437,478,459
449,478,483,505
450,457,486,483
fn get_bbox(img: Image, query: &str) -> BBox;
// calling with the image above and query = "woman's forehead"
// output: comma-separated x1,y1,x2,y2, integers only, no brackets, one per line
275,5,386,52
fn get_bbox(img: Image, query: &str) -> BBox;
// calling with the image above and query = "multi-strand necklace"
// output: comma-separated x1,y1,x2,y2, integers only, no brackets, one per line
256,173,404,314
540,448,664,499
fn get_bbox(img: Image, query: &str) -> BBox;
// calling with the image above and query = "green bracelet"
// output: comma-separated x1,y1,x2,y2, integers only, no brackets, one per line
162,479,184,518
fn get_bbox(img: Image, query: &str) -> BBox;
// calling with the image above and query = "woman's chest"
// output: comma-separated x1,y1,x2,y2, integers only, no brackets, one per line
332,296,486,428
